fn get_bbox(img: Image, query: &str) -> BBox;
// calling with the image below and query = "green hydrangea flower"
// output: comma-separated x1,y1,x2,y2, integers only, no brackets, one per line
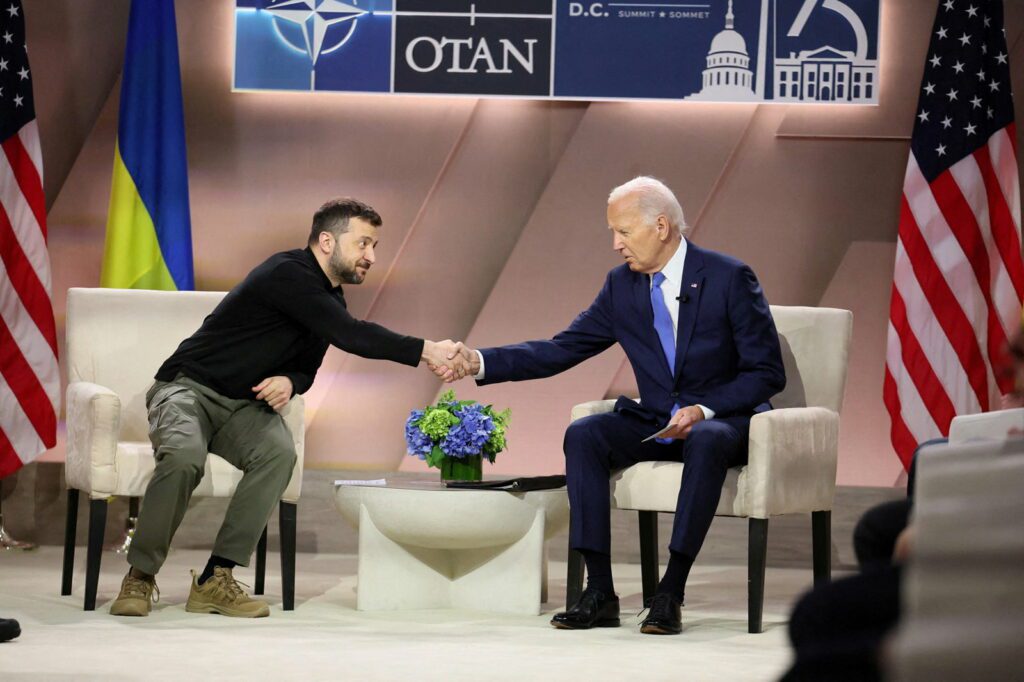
418,407,460,440
484,407,511,458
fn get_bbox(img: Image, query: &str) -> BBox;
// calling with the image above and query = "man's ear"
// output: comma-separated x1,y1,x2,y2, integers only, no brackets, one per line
656,215,672,240
317,231,333,253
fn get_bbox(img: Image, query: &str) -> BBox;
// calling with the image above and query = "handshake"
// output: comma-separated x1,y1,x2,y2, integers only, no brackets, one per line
421,340,480,383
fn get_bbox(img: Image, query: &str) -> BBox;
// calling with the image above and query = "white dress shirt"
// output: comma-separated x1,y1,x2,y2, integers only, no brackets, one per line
654,236,687,342
653,241,714,420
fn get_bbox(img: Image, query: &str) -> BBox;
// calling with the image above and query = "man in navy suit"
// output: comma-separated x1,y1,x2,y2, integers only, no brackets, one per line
443,177,785,634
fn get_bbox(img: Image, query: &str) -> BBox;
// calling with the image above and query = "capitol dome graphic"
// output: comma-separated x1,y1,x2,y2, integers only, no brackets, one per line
687,0,759,102
709,23,746,55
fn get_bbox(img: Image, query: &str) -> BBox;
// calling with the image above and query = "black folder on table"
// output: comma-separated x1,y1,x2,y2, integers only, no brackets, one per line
444,475,566,492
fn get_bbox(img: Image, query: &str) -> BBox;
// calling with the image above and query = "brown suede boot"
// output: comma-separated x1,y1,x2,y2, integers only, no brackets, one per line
185,567,269,618
109,572,159,617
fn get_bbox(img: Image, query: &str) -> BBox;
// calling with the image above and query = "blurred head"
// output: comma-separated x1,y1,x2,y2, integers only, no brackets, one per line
606,176,687,274
1000,323,1024,409
309,198,382,285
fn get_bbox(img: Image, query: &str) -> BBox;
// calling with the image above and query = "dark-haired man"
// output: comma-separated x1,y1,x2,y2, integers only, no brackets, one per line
110,198,470,618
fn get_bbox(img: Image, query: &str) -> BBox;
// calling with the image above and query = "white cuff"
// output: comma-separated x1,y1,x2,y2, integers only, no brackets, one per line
473,350,486,381
696,404,715,420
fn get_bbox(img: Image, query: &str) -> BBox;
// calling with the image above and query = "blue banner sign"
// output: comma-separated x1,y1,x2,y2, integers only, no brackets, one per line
234,0,880,103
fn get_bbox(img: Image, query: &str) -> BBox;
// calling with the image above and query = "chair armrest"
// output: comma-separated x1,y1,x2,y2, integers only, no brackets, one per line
949,408,1024,444
65,381,121,495
570,399,617,422
279,394,306,502
739,407,839,518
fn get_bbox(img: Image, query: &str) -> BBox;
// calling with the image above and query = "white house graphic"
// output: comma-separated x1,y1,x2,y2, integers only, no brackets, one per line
774,45,876,102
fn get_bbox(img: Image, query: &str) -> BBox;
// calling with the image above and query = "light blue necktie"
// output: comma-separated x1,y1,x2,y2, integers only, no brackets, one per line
651,272,680,443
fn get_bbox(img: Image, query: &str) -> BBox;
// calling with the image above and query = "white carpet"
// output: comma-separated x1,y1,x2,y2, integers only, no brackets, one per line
0,547,802,681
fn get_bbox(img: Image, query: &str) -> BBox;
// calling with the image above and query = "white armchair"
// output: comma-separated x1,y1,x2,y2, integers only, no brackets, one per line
60,288,305,610
566,305,853,633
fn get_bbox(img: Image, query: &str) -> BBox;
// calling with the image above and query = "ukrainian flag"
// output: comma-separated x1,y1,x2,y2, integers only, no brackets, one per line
101,0,193,291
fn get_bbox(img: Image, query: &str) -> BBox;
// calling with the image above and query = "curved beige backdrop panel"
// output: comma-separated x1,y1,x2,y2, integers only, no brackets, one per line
32,0,1024,486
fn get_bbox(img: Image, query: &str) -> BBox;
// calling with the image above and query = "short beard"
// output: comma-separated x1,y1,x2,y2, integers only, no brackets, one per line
329,249,366,285
339,267,364,285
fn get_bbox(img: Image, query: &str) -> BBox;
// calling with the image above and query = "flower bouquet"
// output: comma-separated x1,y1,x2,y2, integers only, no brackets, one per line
405,390,511,481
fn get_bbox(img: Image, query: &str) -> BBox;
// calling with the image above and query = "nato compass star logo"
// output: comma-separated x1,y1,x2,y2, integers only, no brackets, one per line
266,0,368,88
234,0,392,93
236,0,556,95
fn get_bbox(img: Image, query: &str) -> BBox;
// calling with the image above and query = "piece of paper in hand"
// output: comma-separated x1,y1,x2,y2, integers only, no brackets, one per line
641,425,674,443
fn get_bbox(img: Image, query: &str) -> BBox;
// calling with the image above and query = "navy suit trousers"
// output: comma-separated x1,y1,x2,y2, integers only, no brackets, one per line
563,410,750,558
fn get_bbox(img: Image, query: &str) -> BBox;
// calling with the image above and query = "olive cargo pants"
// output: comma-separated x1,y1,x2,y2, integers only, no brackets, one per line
127,376,297,576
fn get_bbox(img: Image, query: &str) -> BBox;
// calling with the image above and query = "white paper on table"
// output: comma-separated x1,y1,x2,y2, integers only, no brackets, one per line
334,478,387,487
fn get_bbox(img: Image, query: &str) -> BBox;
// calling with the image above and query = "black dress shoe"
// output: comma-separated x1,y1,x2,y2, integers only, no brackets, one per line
640,593,682,635
551,587,620,629
0,618,21,643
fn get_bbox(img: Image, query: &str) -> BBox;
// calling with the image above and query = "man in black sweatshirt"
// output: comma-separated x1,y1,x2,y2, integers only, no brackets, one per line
109,198,468,618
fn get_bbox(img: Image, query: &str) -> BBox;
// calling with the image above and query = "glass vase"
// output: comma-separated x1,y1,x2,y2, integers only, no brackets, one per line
440,454,483,482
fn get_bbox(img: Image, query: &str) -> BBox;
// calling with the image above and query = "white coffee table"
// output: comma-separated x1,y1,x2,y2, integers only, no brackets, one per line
334,480,569,615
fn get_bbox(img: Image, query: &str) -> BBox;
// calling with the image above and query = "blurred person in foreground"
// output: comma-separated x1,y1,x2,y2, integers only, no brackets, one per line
781,318,1024,680
0,618,19,642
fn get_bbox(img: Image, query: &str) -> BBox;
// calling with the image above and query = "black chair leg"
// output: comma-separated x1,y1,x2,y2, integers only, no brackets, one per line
84,498,108,611
254,525,268,595
279,501,296,611
62,489,80,596
638,510,659,607
812,510,831,586
565,539,584,609
748,517,769,634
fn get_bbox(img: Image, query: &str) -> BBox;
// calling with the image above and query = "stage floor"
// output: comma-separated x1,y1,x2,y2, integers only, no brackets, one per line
0,546,812,681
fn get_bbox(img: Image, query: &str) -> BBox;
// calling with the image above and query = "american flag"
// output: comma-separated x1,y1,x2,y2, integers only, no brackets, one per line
0,0,59,477
885,0,1024,469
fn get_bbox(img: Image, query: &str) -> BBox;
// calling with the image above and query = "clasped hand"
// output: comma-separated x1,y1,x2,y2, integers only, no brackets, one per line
421,340,479,383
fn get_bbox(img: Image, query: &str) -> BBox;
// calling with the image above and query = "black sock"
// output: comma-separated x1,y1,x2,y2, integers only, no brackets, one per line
580,549,615,595
128,566,154,582
198,555,237,585
655,551,694,602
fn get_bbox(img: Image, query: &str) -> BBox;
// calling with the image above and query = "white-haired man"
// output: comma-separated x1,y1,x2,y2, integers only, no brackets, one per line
444,177,785,634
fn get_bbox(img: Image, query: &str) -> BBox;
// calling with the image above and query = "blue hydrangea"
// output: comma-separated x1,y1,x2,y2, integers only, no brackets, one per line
440,403,495,458
404,410,433,460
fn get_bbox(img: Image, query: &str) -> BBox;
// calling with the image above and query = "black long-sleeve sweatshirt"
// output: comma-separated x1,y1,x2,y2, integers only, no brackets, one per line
155,247,424,399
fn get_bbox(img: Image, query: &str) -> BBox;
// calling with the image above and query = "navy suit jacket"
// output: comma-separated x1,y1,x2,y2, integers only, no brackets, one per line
478,241,786,423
